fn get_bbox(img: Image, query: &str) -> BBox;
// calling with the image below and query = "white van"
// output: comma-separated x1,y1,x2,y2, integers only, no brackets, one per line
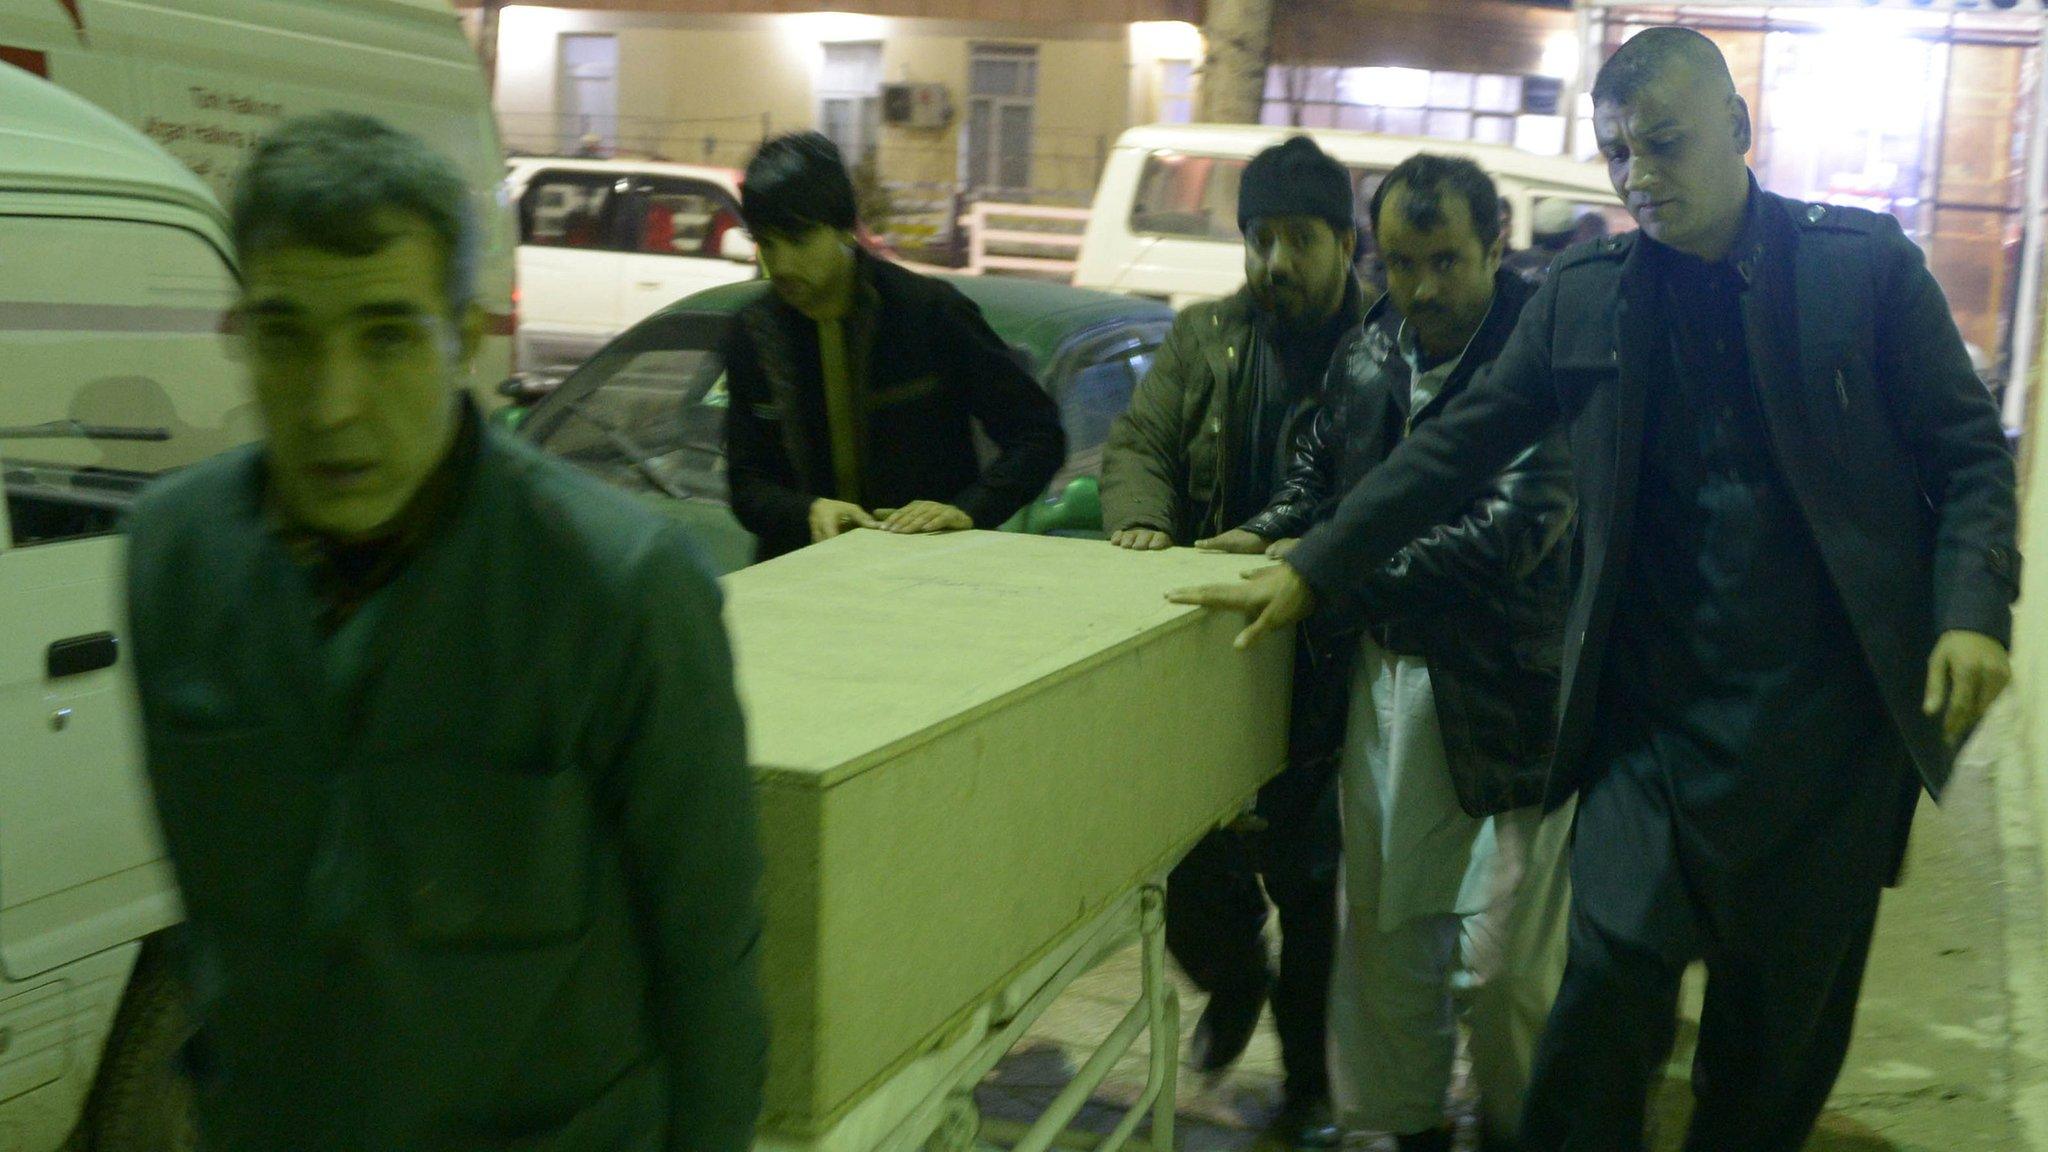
504,156,759,371
0,62,244,1152
0,0,517,387
1074,123,1628,308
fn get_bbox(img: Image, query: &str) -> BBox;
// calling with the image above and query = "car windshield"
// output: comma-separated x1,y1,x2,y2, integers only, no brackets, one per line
1049,329,1161,487
525,311,733,502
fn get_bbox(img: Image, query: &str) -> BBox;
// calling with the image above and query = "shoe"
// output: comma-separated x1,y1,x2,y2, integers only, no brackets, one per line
1189,975,1269,1073
1393,1125,1454,1152
1268,1095,1341,1150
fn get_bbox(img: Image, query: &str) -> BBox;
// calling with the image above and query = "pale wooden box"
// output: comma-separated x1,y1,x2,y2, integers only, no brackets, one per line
721,530,1291,1137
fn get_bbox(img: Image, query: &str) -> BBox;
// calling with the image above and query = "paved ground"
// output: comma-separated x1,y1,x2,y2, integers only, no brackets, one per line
975,702,2047,1152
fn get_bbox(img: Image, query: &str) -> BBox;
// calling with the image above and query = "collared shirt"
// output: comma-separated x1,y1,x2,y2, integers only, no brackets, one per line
1396,316,1469,430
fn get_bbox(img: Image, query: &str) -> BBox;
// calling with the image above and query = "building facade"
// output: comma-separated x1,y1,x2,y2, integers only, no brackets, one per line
474,1,1202,250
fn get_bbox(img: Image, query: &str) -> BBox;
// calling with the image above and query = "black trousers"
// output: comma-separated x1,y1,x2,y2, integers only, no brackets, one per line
1517,745,1911,1152
1165,773,1339,1105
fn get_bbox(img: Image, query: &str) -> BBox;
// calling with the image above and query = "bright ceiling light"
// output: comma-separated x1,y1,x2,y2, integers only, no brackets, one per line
1129,21,1203,61
1538,29,1580,81
782,11,890,44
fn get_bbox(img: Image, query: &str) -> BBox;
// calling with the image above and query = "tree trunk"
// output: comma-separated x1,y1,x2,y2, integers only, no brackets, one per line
1197,0,1275,124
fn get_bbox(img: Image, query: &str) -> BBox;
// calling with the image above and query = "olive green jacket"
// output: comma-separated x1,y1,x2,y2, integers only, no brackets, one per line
1099,288,1262,544
1099,281,1363,544
124,414,765,1152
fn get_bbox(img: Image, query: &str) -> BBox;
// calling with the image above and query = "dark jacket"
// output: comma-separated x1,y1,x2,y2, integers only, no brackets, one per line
722,252,1065,561
1099,279,1363,864
1252,271,1574,817
125,419,766,1152
1099,280,1364,544
1288,187,2023,811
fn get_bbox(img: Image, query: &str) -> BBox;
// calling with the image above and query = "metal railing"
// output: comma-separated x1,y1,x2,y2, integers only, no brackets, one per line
957,202,1092,280
497,112,769,167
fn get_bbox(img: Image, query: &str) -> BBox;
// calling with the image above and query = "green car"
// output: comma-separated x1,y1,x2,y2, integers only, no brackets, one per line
512,276,1173,575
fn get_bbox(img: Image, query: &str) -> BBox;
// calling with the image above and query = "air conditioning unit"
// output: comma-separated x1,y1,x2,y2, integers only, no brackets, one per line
882,83,953,130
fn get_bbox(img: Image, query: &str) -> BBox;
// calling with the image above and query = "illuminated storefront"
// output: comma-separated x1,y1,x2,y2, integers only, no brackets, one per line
1575,1,2046,429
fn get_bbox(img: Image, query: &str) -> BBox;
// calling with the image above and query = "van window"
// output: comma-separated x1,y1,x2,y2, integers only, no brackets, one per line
0,216,247,548
520,170,616,249
1130,152,1250,241
614,177,745,259
1131,150,1388,253
1530,195,1633,244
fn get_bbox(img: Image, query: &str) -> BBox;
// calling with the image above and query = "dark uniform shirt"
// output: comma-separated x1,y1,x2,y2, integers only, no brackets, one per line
1577,194,1909,952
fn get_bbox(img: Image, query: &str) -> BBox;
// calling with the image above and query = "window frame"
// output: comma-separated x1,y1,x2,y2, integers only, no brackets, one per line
612,175,746,260
0,214,244,550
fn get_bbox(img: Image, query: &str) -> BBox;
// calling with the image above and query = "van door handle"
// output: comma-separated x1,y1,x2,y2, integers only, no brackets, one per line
47,632,118,679
635,280,662,289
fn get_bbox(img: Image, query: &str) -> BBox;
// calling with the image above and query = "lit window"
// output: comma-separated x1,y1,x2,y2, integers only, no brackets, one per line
1340,67,1430,110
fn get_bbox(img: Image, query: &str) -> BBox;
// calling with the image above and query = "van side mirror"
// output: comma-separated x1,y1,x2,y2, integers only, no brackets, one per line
719,230,758,263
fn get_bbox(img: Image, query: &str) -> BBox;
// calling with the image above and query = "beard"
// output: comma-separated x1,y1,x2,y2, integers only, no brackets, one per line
1256,278,1318,323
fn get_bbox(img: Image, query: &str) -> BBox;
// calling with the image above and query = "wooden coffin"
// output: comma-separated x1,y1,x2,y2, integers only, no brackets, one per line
721,530,1291,1137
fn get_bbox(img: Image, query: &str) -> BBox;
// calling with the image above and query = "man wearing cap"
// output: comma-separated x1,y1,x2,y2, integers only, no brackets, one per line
1100,134,1366,1149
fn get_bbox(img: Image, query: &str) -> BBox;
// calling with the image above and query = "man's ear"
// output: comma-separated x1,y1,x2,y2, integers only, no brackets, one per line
1731,92,1754,155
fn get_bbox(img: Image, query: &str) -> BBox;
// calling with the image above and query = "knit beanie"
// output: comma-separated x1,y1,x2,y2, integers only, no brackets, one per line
1237,135,1355,235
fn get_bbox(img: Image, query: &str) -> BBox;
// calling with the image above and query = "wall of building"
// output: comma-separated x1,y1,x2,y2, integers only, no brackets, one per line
496,8,819,162
866,23,1133,198
490,6,1144,202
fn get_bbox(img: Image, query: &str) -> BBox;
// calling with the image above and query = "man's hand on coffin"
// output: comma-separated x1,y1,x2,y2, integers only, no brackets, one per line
875,501,973,534
1264,537,1300,560
1194,527,1271,555
810,498,880,542
1167,562,1315,650
1110,528,1175,551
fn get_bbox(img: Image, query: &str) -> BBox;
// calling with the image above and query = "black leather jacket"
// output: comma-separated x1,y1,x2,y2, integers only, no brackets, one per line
1254,270,1576,817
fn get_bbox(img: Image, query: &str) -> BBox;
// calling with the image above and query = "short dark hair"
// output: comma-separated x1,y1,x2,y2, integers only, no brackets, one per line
741,132,858,239
231,113,479,314
1368,153,1501,251
1591,26,1735,108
